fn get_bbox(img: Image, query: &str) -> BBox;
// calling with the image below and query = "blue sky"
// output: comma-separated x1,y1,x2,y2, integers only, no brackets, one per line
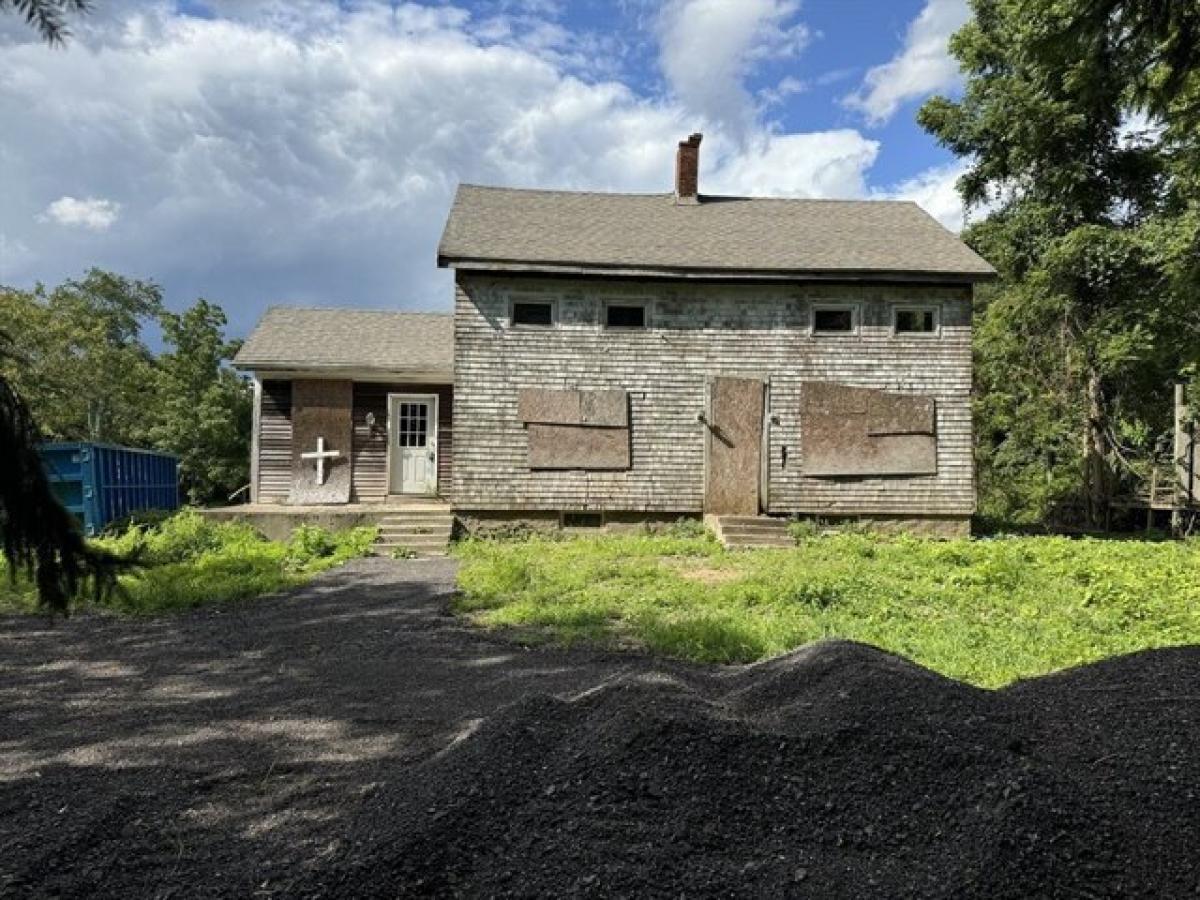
0,0,973,340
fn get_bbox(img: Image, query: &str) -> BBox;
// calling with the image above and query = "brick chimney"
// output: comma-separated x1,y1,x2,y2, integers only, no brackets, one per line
675,132,702,203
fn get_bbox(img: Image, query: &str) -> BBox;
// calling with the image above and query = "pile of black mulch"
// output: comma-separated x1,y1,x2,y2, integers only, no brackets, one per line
329,641,1200,899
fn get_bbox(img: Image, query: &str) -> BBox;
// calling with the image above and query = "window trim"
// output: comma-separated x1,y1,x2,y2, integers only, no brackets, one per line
892,304,942,337
509,297,558,329
602,298,653,330
810,302,860,336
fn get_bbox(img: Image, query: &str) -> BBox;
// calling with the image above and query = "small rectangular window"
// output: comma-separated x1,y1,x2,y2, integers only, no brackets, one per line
894,307,939,335
512,301,553,327
605,303,646,328
813,306,856,334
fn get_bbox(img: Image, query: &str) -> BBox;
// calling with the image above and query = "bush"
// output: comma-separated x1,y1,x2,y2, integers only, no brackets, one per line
96,508,266,566
0,511,378,615
285,524,378,573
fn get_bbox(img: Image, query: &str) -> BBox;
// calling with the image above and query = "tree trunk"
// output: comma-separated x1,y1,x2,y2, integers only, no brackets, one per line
1082,369,1110,527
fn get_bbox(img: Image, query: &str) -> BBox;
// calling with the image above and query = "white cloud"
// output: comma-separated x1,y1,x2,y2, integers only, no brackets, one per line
0,1,910,337
844,0,969,125
709,130,880,199
657,0,811,138
878,161,968,231
40,196,121,231
758,75,807,109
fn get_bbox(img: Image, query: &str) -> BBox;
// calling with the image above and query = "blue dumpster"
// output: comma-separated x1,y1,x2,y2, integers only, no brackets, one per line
38,442,180,536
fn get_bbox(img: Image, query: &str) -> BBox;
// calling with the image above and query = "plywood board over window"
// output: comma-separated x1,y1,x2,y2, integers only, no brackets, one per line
288,379,353,503
518,388,631,470
801,381,937,477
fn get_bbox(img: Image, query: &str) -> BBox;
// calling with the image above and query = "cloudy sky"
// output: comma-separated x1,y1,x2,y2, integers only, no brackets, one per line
1,0,974,339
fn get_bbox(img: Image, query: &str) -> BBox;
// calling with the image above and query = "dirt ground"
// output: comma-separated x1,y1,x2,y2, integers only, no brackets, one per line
0,558,674,898
3,558,1198,898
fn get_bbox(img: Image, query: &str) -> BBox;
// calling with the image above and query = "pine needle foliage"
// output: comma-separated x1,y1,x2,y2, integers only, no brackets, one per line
0,0,90,45
0,332,128,614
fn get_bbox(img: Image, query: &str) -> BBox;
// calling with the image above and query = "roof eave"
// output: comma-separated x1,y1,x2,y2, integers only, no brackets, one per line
233,361,454,382
440,257,998,284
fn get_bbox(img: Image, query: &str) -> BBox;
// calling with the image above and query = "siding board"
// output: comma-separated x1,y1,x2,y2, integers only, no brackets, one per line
257,380,293,503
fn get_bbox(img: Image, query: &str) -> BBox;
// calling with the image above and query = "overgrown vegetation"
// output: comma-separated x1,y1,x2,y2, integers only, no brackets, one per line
920,0,1200,524
0,329,127,613
455,530,1200,687
0,510,377,615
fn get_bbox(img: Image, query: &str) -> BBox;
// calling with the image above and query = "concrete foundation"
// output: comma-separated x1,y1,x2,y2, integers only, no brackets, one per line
202,504,411,543
797,513,972,539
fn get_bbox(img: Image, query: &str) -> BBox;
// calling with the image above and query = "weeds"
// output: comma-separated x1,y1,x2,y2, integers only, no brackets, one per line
455,531,1200,687
0,510,378,615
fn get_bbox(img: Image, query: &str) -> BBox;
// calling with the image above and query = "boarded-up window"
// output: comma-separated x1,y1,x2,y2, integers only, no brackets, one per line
518,388,630,470
801,381,936,477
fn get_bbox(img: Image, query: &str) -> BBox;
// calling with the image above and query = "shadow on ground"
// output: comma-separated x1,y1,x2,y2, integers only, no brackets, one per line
0,558,677,898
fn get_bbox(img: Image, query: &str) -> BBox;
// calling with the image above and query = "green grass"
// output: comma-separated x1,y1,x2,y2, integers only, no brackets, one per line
454,528,1200,687
0,510,378,615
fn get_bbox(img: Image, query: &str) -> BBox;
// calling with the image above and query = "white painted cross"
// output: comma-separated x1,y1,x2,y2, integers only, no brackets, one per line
301,436,341,485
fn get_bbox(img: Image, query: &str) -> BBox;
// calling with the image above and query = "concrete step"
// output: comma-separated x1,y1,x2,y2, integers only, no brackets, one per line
720,535,796,549
717,515,790,529
376,546,448,558
378,525,453,536
377,531,452,543
713,515,793,549
376,535,450,545
378,513,454,525
376,536,448,544
719,523,790,537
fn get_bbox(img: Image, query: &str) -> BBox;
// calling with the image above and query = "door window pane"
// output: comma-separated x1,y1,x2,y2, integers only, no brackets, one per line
396,401,429,447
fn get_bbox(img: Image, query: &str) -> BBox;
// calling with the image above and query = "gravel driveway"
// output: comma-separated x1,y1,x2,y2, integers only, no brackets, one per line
0,558,670,898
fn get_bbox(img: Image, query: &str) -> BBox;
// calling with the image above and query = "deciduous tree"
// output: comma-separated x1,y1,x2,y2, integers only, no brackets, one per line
920,0,1200,524
151,300,252,504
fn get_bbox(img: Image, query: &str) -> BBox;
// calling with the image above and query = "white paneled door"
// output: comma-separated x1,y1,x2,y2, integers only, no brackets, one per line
388,394,438,495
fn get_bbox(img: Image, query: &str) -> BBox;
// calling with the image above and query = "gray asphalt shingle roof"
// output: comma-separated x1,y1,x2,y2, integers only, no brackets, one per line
233,307,453,375
438,185,995,279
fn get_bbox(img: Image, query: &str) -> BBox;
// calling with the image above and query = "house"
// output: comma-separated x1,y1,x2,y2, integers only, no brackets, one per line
232,133,995,545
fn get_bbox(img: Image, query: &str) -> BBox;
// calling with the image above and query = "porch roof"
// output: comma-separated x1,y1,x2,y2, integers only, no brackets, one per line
234,307,453,379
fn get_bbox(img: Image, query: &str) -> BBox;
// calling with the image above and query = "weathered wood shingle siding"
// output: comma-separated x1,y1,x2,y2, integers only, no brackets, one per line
452,274,974,516
257,380,293,502
352,383,453,501
254,379,454,503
